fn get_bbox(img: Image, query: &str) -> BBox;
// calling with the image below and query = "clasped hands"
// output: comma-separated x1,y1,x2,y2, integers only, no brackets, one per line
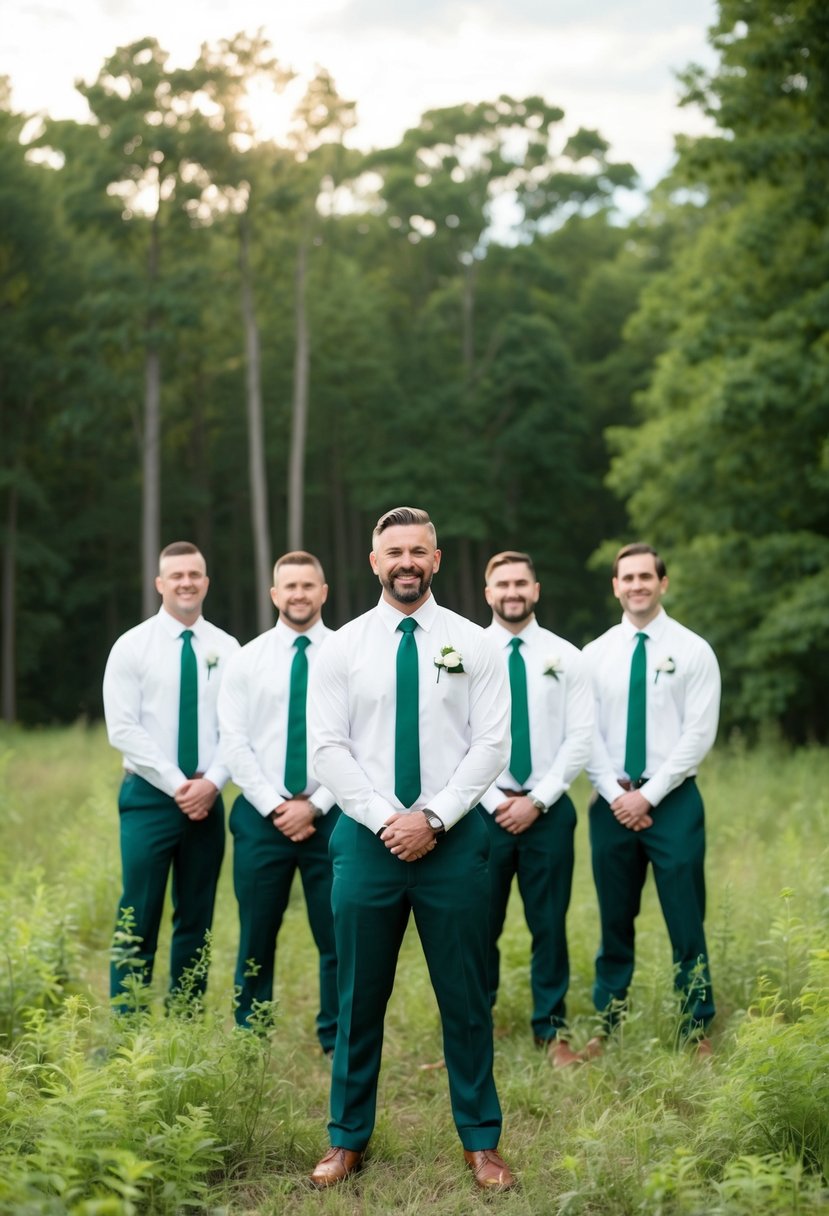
611,789,653,831
175,777,219,821
379,811,437,862
271,797,317,842
494,795,541,835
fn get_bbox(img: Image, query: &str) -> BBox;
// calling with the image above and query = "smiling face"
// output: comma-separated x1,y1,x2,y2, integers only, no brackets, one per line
485,560,540,632
612,552,668,627
270,561,328,631
155,551,209,625
370,523,441,613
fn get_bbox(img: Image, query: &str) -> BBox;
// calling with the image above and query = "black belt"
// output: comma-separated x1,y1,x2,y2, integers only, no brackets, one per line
617,778,648,791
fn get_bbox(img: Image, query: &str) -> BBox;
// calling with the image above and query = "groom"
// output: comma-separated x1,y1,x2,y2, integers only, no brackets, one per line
306,506,516,1192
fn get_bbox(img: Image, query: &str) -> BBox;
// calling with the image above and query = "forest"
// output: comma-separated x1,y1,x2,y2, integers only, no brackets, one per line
1,0,827,740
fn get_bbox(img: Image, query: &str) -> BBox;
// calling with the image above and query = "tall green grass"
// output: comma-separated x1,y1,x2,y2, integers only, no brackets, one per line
0,722,827,1213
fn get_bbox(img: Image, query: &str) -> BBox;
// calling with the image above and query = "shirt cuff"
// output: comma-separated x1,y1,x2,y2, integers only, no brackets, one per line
363,793,398,836
250,785,282,817
598,777,628,804
639,775,668,807
308,786,337,815
478,784,502,815
202,764,229,792
529,779,565,810
426,788,467,831
160,764,187,797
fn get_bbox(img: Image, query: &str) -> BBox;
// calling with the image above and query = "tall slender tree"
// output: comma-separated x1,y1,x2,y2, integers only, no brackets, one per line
77,39,228,614
195,32,294,631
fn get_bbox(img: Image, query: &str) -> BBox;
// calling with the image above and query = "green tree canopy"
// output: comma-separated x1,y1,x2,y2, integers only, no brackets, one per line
607,0,829,737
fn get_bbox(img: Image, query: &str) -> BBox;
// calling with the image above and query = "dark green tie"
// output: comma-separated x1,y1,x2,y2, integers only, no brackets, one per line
178,629,199,778
285,635,311,796
624,631,648,783
395,618,420,807
508,637,532,785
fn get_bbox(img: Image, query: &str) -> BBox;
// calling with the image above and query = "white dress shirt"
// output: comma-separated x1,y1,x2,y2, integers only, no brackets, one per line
479,618,593,814
103,607,239,797
217,617,336,818
308,594,510,835
583,607,721,807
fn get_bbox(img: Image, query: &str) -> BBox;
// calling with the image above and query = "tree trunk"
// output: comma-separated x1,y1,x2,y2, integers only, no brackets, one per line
239,207,273,633
141,207,162,620
190,368,212,561
288,235,310,550
1,481,17,722
457,260,481,621
329,446,351,623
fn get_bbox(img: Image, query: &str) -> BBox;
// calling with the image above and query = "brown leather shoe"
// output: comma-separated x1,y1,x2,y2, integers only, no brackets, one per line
549,1038,582,1068
308,1146,364,1188
463,1148,516,1191
694,1036,714,1061
578,1035,605,1061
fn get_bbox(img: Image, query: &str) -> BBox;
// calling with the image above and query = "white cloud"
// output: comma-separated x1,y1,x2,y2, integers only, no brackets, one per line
1,0,718,193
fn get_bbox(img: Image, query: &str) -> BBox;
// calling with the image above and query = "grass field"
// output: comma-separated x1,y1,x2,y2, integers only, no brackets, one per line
1,722,827,1213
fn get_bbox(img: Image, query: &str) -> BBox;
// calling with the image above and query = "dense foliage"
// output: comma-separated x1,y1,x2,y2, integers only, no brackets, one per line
608,0,829,737
1,0,827,739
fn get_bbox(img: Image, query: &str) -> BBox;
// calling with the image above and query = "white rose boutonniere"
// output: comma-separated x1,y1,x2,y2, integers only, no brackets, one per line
434,646,465,683
543,657,563,681
206,652,220,680
654,657,675,684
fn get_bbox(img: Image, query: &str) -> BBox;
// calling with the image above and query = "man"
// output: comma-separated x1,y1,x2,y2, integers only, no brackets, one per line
217,551,339,1051
306,507,516,1192
479,551,593,1067
582,542,721,1056
103,541,239,1005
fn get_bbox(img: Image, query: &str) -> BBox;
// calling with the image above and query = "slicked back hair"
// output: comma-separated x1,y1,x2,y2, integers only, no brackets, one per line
273,550,326,582
484,550,537,584
613,542,667,580
372,506,437,551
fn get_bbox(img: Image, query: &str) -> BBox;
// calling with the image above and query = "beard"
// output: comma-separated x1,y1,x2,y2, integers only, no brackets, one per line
280,603,316,627
382,567,433,605
492,598,534,626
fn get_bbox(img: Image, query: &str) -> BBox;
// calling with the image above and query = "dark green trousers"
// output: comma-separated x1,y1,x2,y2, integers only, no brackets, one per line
110,773,225,1001
589,777,714,1031
479,794,576,1041
328,811,502,1152
230,794,339,1049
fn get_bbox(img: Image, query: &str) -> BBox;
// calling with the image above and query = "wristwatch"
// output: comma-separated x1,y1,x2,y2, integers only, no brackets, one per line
422,809,445,835
528,796,547,814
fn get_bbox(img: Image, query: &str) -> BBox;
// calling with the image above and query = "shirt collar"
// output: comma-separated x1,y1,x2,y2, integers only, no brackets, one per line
376,592,438,634
620,606,668,642
275,617,327,648
488,617,540,647
158,606,204,638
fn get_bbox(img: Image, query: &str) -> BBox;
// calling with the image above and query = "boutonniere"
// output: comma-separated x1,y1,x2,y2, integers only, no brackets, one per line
654,657,675,684
205,652,220,680
543,657,563,681
434,645,465,683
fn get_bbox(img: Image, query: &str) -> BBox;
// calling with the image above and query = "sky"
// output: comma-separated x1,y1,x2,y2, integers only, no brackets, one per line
2,0,719,202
